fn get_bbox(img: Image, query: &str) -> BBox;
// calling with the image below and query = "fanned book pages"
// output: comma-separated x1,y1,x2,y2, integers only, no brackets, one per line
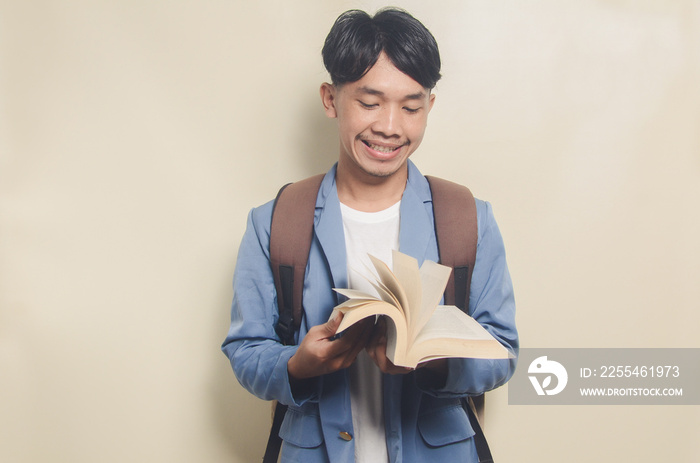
331,250,512,368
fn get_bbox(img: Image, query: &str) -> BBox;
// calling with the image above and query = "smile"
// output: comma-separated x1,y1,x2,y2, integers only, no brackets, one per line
362,140,404,154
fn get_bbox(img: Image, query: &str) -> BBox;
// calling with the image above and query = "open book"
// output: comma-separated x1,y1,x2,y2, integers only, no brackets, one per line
331,250,511,368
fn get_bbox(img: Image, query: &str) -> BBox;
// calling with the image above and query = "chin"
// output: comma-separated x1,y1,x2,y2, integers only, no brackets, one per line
360,160,406,179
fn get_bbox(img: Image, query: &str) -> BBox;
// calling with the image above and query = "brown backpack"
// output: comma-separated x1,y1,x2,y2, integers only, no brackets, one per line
264,174,492,463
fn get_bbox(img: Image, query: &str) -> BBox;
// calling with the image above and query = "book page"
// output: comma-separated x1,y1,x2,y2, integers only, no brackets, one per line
414,306,497,343
334,287,379,302
365,275,402,310
412,259,452,344
334,298,376,311
334,287,398,309
350,262,402,309
368,254,410,326
408,306,510,365
389,250,422,338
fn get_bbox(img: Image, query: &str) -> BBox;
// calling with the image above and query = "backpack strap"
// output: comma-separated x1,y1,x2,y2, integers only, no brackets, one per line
425,175,477,313
264,174,323,463
269,174,325,345
426,176,493,463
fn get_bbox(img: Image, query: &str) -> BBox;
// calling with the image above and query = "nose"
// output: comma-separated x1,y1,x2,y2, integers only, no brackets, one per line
372,105,402,139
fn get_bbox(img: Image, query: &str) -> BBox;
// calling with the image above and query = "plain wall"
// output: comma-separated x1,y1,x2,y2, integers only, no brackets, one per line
1,1,698,462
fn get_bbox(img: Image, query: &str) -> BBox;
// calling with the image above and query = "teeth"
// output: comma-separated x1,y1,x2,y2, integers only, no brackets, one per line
365,142,398,153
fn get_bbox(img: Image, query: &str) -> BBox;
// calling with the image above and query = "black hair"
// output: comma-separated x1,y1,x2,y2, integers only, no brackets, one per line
322,8,441,89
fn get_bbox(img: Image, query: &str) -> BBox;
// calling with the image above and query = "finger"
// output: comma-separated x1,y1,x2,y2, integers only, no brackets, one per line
367,316,385,349
323,317,373,365
367,331,388,370
346,318,375,358
365,326,413,375
323,311,344,338
333,316,372,347
328,317,372,363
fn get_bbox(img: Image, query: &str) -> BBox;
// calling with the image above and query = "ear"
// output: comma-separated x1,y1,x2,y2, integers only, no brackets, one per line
428,92,436,113
320,82,338,118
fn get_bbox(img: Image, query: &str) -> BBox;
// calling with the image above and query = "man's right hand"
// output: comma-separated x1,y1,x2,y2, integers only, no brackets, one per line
287,313,374,381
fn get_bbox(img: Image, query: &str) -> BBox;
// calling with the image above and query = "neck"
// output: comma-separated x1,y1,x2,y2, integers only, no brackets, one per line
336,161,407,212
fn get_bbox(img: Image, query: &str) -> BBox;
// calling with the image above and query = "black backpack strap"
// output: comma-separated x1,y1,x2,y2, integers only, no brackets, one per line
426,176,492,463
463,396,494,463
263,401,288,463
264,174,324,463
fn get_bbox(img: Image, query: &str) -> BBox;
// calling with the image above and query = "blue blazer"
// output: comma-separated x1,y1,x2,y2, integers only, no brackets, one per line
222,161,518,462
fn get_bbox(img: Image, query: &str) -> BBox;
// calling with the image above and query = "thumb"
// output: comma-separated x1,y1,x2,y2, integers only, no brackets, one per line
324,310,344,337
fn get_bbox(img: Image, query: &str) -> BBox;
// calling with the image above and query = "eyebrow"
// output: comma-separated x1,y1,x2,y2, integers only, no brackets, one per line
356,86,426,101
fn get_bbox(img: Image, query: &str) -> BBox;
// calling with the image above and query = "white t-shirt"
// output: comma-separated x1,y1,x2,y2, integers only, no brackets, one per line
340,200,401,463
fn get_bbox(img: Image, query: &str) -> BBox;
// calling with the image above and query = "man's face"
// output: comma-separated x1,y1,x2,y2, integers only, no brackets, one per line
321,52,435,180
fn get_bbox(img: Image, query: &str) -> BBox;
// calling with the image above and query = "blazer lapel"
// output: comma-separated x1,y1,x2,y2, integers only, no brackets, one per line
399,165,438,266
311,171,348,327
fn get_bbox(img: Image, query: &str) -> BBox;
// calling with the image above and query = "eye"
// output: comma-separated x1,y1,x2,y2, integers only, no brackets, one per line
403,106,421,114
358,100,378,109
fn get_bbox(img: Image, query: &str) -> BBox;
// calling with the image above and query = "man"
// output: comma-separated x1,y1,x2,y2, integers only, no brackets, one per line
222,8,518,463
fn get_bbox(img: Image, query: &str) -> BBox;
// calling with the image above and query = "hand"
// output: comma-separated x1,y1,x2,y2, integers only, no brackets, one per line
287,313,374,381
365,317,414,375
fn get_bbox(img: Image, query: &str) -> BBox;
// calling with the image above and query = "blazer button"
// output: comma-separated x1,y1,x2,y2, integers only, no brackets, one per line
339,431,353,441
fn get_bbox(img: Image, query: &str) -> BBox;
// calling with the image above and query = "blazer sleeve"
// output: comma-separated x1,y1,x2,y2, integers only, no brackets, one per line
416,199,519,397
221,203,318,407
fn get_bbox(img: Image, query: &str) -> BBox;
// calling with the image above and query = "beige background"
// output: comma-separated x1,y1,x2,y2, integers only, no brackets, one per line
1,1,699,462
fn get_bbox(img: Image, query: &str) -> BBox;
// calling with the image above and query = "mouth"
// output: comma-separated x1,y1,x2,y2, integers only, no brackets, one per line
360,140,407,157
